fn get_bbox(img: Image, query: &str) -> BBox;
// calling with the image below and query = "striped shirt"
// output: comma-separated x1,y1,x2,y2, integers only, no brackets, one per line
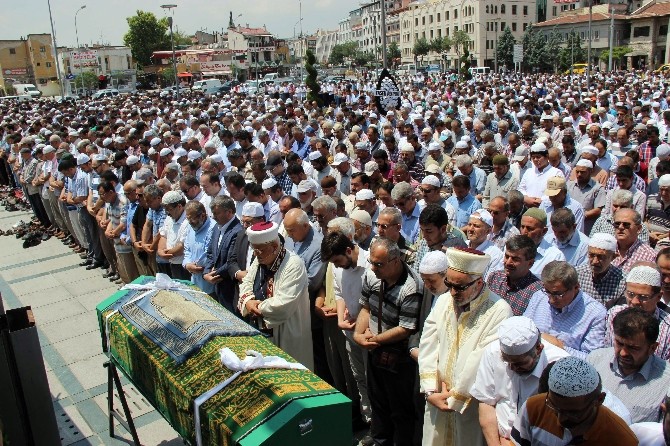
359,263,423,336
523,290,607,359
587,348,670,423
605,304,670,360
487,270,543,316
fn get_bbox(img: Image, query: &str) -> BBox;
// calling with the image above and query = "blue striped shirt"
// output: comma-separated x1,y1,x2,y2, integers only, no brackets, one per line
523,290,607,359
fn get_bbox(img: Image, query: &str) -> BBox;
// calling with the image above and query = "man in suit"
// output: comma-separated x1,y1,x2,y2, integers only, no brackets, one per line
203,195,242,312
284,208,330,382
228,202,266,311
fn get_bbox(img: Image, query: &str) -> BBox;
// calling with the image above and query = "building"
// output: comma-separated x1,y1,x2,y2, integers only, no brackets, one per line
314,29,340,64
397,0,541,68
0,34,59,96
535,0,670,70
227,25,278,78
58,45,136,94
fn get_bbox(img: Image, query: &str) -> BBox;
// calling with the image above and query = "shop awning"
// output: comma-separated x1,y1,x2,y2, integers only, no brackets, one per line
624,50,648,57
202,70,231,76
177,72,193,77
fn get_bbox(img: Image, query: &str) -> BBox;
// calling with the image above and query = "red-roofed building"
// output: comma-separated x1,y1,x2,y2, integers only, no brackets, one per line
227,25,277,78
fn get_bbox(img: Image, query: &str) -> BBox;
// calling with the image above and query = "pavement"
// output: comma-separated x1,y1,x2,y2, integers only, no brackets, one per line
0,206,182,446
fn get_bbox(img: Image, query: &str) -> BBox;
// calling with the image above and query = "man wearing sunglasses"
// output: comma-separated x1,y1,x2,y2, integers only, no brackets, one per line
611,208,657,274
511,356,637,446
419,247,512,446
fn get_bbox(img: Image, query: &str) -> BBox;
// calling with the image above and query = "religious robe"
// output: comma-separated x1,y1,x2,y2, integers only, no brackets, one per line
239,251,314,370
418,287,512,446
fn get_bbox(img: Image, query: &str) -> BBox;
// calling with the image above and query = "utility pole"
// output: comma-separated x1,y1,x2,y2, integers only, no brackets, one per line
74,5,86,96
587,0,592,89
161,4,179,99
380,0,388,69
299,0,304,82
47,0,64,98
608,4,614,71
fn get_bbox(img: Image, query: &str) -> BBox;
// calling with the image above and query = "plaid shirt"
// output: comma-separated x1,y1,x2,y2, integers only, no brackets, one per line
638,140,658,165
605,173,646,193
576,263,626,306
605,304,670,360
487,270,543,316
611,239,657,275
488,219,521,251
413,228,467,274
273,170,294,196
407,158,425,183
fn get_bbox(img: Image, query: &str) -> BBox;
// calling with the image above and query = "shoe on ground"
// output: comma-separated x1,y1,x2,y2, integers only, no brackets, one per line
79,260,92,267
358,434,375,446
86,262,103,270
108,273,120,282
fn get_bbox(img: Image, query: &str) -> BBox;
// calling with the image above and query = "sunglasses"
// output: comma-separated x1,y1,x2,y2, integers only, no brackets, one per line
444,278,478,292
613,221,633,229
378,223,399,230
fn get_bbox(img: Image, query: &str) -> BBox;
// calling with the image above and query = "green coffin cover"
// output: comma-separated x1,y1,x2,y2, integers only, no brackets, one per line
96,276,352,446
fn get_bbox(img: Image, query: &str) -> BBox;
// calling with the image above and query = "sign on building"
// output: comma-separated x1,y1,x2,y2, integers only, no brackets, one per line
3,68,27,76
70,50,99,68
513,44,524,63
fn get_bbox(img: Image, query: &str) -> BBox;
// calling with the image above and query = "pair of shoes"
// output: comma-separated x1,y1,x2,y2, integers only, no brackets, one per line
41,232,51,241
358,433,375,446
78,253,87,259
79,260,92,267
22,232,42,249
102,270,114,278
86,262,103,270
108,273,120,281
114,278,124,285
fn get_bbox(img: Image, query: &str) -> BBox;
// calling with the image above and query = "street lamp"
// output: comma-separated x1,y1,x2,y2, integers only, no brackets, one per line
586,0,593,89
161,4,179,99
47,0,64,98
74,5,86,96
299,0,304,82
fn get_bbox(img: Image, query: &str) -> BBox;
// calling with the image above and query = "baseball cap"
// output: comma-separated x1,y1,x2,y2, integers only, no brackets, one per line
544,176,567,197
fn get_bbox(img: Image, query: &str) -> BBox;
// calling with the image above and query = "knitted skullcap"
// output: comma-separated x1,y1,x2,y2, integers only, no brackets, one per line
418,251,449,275
626,265,661,287
548,357,600,398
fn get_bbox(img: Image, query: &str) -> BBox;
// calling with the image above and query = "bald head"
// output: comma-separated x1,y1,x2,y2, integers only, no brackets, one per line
284,208,312,242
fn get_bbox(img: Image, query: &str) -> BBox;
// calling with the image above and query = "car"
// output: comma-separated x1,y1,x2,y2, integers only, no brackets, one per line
91,88,119,99
217,80,241,93
563,63,588,75
655,63,670,74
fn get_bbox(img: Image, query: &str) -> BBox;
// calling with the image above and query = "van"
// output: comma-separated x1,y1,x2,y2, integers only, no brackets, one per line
468,67,491,75
397,63,417,75
13,83,42,98
192,79,222,94
424,64,441,73
263,73,279,81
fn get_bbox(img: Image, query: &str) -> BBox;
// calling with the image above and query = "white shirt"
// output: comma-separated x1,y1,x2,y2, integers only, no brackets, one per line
159,211,188,265
470,239,504,281
333,248,369,322
518,164,564,199
470,340,569,438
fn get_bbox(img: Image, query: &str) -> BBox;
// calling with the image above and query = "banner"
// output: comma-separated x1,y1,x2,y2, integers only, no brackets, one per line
199,61,231,71
71,50,99,68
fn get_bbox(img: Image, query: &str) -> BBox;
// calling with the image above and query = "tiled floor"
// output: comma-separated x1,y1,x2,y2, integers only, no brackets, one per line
0,208,182,445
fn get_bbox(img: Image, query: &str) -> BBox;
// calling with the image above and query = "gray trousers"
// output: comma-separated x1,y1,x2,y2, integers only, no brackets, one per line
68,208,87,247
78,208,104,262
345,331,371,422
48,192,66,231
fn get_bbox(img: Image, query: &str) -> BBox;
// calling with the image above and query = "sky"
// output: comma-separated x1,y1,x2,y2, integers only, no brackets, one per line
0,0,357,48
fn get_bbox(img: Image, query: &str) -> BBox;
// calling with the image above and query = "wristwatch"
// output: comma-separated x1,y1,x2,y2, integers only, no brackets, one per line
424,391,435,400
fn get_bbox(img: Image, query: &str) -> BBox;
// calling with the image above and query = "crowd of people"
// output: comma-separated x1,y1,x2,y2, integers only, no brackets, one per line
3,68,670,445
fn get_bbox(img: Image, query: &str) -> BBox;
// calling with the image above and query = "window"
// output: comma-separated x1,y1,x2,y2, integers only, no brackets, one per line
487,22,490,31
446,11,449,20
512,22,517,31
633,26,650,37
523,5,528,14
501,4,506,13
512,5,517,14
437,13,441,22
454,9,458,18
494,6,498,13
36,62,41,66
594,30,599,39
9,48,16,55
581,31,585,39
46,61,52,68
446,27,450,36
38,78,47,84
422,16,425,25
523,23,528,30
438,29,442,37
429,15,433,23
415,18,419,26
486,5,489,13
501,22,506,30
430,30,434,38
552,6,557,16
661,25,668,35
39,46,46,53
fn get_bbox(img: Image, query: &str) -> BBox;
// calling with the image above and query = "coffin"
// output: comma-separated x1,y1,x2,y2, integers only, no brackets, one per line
96,276,351,446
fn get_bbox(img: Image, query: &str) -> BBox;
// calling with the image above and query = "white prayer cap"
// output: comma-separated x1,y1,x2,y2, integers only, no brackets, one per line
355,141,370,152
102,137,113,147
210,154,223,163
174,148,188,158
43,145,55,154
187,151,202,161
446,247,491,277
262,177,278,189
626,265,661,287
461,135,471,142
498,317,540,356
455,141,468,149
246,221,279,244
419,251,449,275
549,357,600,398
421,176,441,188
76,154,90,165
126,155,139,166
296,179,318,193
530,143,547,153
428,141,442,152
150,137,162,147
588,233,617,252
425,164,441,174
204,140,217,149
364,161,379,174
355,189,375,201
656,143,670,158
648,119,658,127
581,145,599,156
143,130,154,139
562,117,572,123
148,148,157,156
350,209,372,227
541,114,552,120
659,174,670,187
159,148,172,157
470,209,493,228
308,151,323,161
164,162,179,171
399,143,415,153
242,202,265,218
576,159,593,169
161,191,184,206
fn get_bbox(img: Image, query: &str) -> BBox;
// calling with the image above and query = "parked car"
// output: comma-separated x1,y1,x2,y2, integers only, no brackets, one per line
91,88,119,99
217,80,241,93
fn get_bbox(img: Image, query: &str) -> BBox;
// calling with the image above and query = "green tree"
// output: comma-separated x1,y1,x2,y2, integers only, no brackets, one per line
172,29,193,47
558,32,587,71
496,26,515,70
160,67,176,86
76,71,100,92
352,50,374,67
388,41,401,67
545,29,562,72
599,46,632,70
521,24,549,72
413,37,430,64
328,41,358,65
305,49,321,104
460,48,472,80
451,30,471,60
123,10,171,68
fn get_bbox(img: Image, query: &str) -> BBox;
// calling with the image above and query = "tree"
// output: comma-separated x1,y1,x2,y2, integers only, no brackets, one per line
599,46,632,70
328,41,358,65
460,48,472,80
160,67,176,86
123,10,171,68
451,30,471,59
172,29,193,47
558,32,587,71
496,27,515,70
305,49,321,104
521,24,550,72
545,29,562,72
75,71,100,92
413,37,430,64
388,41,401,67
352,50,374,67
